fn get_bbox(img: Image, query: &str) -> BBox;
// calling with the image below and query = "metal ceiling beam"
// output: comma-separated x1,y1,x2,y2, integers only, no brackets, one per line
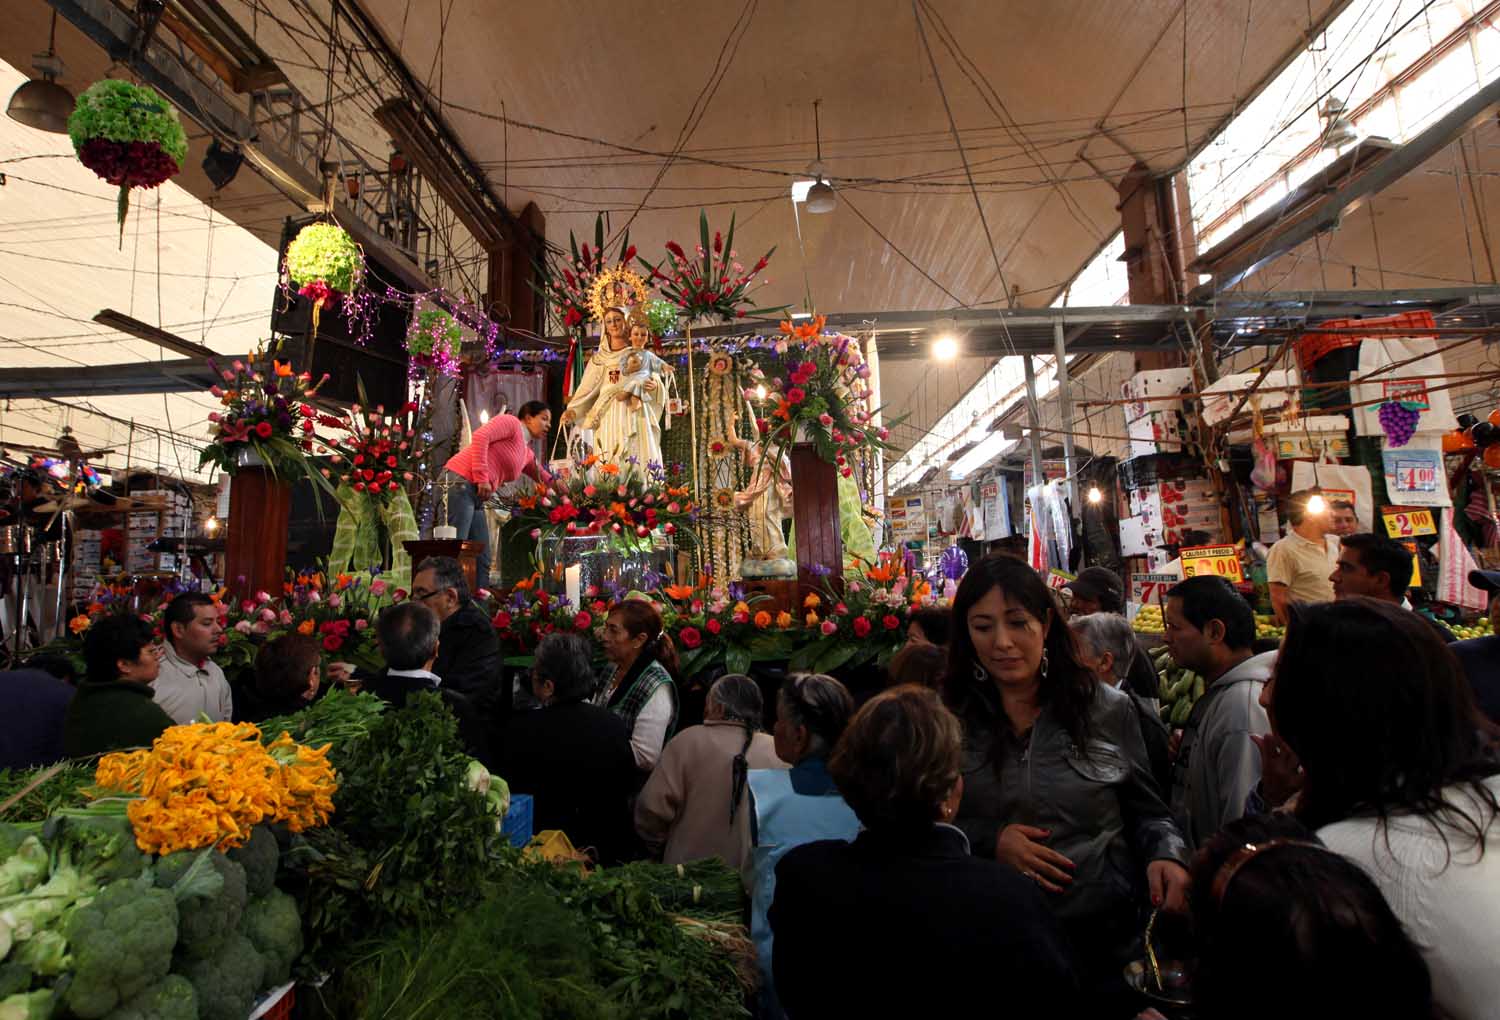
1192,74,1500,298
0,359,220,398
47,0,433,291
93,309,218,359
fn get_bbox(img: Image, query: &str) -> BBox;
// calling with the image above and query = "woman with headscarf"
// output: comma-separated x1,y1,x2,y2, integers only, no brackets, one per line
635,673,785,869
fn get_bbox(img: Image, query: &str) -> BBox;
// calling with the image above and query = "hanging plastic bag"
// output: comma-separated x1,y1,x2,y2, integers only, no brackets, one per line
1250,405,1276,490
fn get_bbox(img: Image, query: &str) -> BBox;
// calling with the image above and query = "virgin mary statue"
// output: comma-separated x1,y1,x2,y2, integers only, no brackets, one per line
560,307,669,472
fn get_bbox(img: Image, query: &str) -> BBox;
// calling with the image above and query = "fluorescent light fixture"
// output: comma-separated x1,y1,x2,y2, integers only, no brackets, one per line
791,312,813,320
950,432,1016,481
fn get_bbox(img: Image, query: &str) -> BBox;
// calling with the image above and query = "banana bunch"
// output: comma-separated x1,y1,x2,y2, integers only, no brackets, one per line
1149,645,1205,726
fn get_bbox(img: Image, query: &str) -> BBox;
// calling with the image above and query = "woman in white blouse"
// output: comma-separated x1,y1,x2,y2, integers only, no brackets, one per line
1263,597,1500,1020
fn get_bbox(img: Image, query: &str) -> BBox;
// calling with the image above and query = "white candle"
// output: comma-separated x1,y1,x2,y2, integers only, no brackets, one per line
432,525,458,540
565,564,581,609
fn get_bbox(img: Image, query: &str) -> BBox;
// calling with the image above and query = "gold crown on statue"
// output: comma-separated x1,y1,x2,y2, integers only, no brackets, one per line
588,266,649,323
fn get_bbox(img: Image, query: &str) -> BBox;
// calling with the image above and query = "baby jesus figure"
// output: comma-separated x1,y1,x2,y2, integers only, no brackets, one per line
619,323,670,409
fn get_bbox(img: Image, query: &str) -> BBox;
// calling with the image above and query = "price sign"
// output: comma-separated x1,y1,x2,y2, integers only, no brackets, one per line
1394,459,1439,494
1401,541,1423,589
1180,544,1244,583
1046,569,1075,591
1130,573,1178,607
1382,506,1437,538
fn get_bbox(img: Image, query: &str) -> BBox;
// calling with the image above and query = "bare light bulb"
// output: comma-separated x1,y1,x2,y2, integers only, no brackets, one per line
933,335,959,361
479,409,490,424
204,516,220,534
755,384,768,401
1306,493,1328,515
1086,486,1103,505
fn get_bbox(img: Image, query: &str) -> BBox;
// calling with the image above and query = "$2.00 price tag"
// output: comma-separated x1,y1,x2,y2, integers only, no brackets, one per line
1382,506,1437,538
1179,544,1244,583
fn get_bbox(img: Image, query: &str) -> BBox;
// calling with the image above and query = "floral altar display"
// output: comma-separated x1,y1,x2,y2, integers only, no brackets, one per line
320,401,427,590
284,222,364,336
198,351,333,496
67,79,189,243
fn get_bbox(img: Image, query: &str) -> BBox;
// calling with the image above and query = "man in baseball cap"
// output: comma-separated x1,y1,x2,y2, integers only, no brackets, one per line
1064,566,1126,616
1448,570,1500,724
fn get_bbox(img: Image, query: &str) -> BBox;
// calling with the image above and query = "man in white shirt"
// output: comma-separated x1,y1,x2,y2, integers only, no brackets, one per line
1266,490,1336,624
155,593,233,724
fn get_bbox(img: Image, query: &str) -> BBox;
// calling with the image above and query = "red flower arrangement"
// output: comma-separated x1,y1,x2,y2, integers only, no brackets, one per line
199,351,332,493
320,401,426,498
643,211,782,322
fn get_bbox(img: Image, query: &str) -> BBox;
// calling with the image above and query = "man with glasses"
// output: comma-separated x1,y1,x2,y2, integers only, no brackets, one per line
332,556,502,724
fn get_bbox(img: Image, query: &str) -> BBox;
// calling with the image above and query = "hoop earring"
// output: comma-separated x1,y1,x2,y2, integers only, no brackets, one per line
972,662,987,684
1039,651,1050,680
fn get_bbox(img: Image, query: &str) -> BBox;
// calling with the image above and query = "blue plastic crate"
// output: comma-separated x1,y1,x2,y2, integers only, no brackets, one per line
501,793,534,848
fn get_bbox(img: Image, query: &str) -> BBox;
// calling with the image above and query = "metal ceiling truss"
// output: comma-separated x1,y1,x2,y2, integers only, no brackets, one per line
45,0,494,291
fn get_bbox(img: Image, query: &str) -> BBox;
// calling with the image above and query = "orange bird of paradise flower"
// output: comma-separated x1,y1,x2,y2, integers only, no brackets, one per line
273,360,294,377
664,584,696,601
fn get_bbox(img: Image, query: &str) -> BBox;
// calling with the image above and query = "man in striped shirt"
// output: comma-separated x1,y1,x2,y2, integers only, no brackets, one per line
442,400,553,586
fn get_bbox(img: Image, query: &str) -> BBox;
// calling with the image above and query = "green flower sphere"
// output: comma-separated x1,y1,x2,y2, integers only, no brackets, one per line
286,223,364,296
644,298,678,338
409,309,462,357
67,79,189,166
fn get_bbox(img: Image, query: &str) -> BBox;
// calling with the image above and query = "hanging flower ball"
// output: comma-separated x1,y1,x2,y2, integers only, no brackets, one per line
406,308,462,377
286,223,364,305
67,80,188,242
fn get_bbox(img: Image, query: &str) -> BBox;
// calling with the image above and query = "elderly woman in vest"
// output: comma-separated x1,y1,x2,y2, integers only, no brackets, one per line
596,599,680,770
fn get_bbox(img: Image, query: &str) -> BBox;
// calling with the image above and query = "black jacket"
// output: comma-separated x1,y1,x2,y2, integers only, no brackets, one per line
62,680,173,758
366,669,491,765
495,701,639,864
433,599,502,722
0,670,73,769
770,824,1080,1018
1451,635,1500,725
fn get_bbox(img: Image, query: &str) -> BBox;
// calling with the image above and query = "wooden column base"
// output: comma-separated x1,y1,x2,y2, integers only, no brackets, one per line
225,467,291,598
789,443,843,600
403,540,485,591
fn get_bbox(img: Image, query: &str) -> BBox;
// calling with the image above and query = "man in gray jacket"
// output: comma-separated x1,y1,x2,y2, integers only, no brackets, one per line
1162,576,1274,850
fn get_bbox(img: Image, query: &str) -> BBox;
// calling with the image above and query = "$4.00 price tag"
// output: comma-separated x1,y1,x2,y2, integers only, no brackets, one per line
1382,506,1437,538
1179,544,1244,583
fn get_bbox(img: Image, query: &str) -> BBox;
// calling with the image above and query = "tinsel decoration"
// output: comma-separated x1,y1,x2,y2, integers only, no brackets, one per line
286,223,364,338
67,80,189,246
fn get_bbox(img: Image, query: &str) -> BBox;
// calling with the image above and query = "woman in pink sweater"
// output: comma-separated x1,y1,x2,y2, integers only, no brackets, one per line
441,400,553,585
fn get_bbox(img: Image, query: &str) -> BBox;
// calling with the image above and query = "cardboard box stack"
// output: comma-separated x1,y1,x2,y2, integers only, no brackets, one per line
126,488,192,574
1118,370,1222,560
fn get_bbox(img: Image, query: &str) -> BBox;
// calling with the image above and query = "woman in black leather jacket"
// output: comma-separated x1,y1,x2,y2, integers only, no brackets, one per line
946,556,1190,1015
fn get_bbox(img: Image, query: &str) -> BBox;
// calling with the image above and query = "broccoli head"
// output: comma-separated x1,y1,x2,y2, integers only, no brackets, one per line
239,889,301,987
101,974,198,1020
0,989,52,1020
154,850,246,961
46,809,146,887
0,963,30,999
0,839,48,898
225,826,278,899
178,932,264,1020
61,876,178,1020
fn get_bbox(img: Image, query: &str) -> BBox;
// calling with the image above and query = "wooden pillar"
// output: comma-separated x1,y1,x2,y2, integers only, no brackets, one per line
225,467,291,598
790,441,843,600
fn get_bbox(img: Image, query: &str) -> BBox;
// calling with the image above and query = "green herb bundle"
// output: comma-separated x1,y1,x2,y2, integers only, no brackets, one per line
284,693,499,970
0,762,98,823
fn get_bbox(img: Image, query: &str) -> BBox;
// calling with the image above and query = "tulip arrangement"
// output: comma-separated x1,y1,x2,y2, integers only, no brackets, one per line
199,351,334,496
644,211,780,322
753,316,901,472
502,457,697,553
318,403,426,588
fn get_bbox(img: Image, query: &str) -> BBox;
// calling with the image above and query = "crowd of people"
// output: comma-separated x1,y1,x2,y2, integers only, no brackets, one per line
3,505,1499,1018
